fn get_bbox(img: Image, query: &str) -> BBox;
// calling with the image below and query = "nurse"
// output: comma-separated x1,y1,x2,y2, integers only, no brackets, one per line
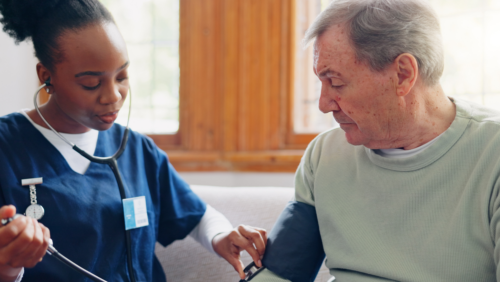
0,0,267,281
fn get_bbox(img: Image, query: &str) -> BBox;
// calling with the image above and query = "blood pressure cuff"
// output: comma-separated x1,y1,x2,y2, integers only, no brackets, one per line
261,201,325,282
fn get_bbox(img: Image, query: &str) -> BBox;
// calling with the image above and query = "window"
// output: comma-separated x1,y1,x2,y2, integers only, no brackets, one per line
437,0,500,106
101,0,180,134
294,0,334,133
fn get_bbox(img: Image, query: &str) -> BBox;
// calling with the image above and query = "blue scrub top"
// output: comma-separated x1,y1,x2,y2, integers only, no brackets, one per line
0,113,207,282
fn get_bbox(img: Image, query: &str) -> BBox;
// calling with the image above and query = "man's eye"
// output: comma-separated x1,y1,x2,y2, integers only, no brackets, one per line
331,84,344,88
117,77,128,82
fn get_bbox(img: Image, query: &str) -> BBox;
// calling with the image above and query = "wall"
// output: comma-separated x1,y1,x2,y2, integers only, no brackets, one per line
0,24,39,116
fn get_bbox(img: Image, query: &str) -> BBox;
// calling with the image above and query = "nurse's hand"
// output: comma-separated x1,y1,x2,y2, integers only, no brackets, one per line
212,224,267,280
0,205,51,282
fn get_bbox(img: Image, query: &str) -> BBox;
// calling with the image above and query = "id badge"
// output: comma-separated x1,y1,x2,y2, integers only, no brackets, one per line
122,196,149,230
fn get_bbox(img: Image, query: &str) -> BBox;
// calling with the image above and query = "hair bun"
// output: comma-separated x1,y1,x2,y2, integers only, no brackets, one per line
0,0,62,42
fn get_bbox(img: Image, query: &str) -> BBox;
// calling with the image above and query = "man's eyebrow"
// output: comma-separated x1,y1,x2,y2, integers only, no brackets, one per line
317,69,341,78
74,61,130,78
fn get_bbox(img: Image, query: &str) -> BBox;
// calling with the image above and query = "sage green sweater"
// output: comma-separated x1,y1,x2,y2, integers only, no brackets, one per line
254,98,500,282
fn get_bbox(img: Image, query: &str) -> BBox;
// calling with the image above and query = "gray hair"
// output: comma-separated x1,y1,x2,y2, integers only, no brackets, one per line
304,0,444,86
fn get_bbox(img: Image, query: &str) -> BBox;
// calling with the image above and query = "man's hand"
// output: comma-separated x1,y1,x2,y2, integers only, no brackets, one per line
0,205,51,282
212,225,267,280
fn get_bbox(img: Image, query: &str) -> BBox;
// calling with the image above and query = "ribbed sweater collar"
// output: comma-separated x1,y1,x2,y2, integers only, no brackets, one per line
365,98,470,171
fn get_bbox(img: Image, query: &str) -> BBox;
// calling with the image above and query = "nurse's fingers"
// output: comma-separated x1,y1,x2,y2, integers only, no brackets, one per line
237,225,267,257
0,215,27,248
39,223,51,247
33,221,50,260
260,228,268,247
22,218,47,268
231,257,245,280
1,218,36,268
229,229,262,268
0,205,16,220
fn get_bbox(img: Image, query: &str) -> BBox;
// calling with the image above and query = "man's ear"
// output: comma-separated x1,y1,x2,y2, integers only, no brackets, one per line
394,53,418,97
36,63,52,87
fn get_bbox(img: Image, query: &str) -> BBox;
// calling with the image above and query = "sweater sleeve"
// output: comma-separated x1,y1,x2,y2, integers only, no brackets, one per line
294,138,318,206
490,177,500,281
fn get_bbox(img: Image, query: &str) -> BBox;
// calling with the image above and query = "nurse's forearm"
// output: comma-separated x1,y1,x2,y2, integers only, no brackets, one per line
0,265,22,282
188,205,233,254
249,268,291,282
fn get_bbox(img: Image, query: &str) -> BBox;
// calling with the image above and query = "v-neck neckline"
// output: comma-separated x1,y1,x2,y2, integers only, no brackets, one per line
16,113,105,176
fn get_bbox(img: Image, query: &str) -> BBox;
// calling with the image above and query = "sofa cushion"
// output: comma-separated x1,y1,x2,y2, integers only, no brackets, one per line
155,185,332,282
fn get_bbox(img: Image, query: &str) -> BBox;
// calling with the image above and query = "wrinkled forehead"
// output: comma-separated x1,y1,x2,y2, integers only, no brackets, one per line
313,24,359,74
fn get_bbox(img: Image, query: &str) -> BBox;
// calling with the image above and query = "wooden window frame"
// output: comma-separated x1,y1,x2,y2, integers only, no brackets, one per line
149,0,318,172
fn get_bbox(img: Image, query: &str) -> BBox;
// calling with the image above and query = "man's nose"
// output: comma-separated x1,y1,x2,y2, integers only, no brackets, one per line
99,82,122,105
318,85,340,113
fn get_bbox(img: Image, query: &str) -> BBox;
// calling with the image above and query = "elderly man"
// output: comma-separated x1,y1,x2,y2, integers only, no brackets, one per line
246,0,500,281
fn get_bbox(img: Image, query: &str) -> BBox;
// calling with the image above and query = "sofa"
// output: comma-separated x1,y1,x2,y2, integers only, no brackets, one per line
154,185,332,282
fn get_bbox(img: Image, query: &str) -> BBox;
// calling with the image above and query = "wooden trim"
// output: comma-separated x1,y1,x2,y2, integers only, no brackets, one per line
149,133,181,150
168,150,303,172
156,0,319,172
286,133,318,148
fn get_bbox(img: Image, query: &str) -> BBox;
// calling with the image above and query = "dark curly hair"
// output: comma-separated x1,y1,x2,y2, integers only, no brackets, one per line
0,0,114,71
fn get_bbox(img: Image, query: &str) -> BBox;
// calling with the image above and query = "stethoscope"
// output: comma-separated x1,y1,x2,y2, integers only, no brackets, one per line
7,80,136,282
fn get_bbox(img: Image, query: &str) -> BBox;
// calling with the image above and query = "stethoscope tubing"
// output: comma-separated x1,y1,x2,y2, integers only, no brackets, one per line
2,216,107,282
33,84,136,282
47,245,107,282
